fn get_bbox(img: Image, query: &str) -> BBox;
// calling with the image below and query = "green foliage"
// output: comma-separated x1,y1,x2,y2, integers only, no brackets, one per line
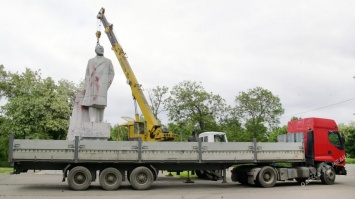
345,130,355,158
267,126,287,142
234,87,284,140
290,116,302,121
0,66,80,141
0,114,10,161
167,121,196,141
165,81,227,132
338,122,355,158
110,124,128,141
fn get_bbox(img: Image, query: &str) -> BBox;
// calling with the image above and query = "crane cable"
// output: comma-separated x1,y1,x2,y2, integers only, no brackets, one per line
96,19,101,45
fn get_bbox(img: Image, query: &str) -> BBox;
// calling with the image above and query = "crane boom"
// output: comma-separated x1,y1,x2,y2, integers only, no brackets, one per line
97,8,177,141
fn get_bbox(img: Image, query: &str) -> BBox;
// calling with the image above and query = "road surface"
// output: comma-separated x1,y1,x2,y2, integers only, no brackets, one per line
0,165,354,199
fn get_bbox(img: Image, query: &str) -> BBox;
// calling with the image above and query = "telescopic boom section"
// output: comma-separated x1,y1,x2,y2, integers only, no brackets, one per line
97,8,176,141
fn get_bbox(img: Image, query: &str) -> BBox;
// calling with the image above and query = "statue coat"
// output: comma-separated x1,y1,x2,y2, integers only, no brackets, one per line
82,56,115,107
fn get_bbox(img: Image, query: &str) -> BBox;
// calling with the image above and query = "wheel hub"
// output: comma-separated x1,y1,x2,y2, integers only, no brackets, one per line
263,173,271,181
74,173,86,184
326,168,335,180
137,173,147,184
106,173,117,184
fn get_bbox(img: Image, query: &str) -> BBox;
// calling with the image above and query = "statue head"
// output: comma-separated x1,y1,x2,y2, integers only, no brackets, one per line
95,45,104,56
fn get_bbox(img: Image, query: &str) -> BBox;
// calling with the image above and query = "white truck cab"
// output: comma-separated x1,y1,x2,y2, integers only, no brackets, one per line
198,132,228,142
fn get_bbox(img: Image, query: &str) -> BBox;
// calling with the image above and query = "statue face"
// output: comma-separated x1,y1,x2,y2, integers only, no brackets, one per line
95,45,104,55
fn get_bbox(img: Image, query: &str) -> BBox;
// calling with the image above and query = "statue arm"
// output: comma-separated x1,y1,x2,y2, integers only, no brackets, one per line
108,60,115,88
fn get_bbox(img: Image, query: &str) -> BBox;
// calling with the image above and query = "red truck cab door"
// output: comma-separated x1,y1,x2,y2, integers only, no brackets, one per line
327,131,346,166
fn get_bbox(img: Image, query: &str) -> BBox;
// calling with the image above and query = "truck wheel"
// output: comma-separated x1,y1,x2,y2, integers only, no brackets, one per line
67,166,92,191
99,168,122,190
320,165,336,185
256,166,277,188
129,166,154,190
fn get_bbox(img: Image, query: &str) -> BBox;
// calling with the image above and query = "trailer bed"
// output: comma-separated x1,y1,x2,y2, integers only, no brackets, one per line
9,136,305,166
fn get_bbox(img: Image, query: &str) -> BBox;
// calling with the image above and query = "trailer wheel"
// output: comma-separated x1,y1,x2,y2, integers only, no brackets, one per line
129,166,154,190
67,166,92,191
99,168,122,190
320,165,336,185
256,166,277,188
127,170,131,182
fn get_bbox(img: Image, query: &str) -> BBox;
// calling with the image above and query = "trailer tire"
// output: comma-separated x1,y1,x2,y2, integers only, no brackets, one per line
320,165,336,185
129,166,154,190
256,166,277,188
67,166,92,191
99,168,122,190
127,171,131,183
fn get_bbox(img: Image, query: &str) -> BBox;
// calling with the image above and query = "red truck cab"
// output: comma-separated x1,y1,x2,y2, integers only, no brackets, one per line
288,118,346,175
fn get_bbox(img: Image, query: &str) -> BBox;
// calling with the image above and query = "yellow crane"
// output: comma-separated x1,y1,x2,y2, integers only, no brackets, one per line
96,8,177,141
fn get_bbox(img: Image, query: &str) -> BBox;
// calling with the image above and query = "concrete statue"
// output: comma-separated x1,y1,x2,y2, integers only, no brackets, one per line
67,44,115,140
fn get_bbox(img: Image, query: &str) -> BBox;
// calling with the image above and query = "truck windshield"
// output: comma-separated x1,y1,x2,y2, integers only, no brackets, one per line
214,135,226,142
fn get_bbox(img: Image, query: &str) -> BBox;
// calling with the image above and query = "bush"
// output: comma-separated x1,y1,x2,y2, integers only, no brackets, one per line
0,161,11,167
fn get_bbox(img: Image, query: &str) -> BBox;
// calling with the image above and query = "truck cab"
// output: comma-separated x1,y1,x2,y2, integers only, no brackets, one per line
198,132,228,142
287,117,346,175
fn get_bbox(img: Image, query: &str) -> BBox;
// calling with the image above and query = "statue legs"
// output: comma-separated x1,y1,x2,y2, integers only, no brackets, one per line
89,107,105,122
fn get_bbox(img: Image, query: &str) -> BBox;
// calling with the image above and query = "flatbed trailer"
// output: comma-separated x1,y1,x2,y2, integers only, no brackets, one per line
9,133,308,190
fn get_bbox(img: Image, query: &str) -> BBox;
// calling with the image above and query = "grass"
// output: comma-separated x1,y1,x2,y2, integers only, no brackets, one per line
346,158,355,164
0,168,13,174
164,171,198,178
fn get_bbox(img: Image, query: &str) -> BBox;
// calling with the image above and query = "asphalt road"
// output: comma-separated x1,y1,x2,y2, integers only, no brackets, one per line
0,165,354,199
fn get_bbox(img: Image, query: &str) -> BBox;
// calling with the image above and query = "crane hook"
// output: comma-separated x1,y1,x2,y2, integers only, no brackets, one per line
96,31,101,45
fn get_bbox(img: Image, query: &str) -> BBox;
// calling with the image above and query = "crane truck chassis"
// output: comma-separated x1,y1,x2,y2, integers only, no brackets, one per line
8,118,347,190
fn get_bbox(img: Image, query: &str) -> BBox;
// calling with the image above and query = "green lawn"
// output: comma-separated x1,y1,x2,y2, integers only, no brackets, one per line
0,168,13,174
164,171,197,178
346,158,355,164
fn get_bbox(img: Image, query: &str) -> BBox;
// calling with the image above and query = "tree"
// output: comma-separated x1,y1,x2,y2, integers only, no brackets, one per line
147,86,169,120
217,106,245,142
267,125,287,142
338,122,355,158
0,67,79,140
165,81,227,132
234,87,284,140
58,79,84,112
0,65,10,99
290,116,302,121
110,124,128,141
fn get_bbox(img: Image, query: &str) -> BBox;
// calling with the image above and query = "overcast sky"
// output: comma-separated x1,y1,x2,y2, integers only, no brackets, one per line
1,0,355,129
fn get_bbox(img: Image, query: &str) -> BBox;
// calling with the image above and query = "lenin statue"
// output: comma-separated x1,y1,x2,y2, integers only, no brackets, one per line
82,44,115,122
